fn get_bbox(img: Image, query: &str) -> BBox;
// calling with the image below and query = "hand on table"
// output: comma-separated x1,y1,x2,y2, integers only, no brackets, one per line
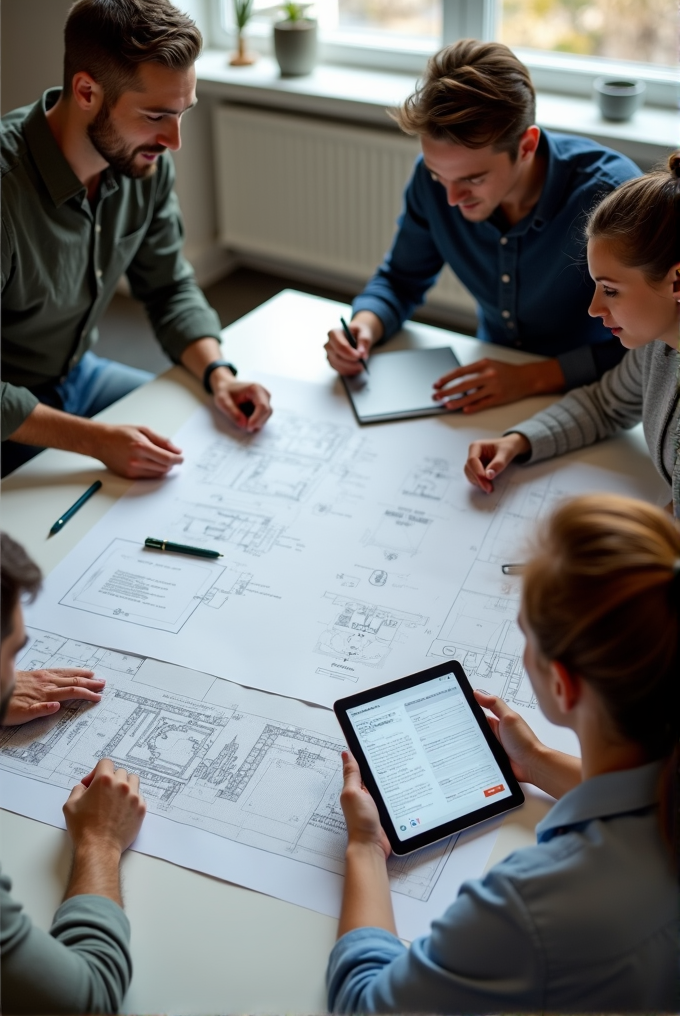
464,432,531,493
95,424,184,478
64,758,147,858
340,750,391,860
433,357,566,414
211,372,273,433
1,668,105,726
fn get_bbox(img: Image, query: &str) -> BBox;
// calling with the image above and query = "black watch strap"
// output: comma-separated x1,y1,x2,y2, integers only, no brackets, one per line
203,359,237,394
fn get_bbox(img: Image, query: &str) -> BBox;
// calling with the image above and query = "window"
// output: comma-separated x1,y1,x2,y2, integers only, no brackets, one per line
213,0,678,104
499,0,677,68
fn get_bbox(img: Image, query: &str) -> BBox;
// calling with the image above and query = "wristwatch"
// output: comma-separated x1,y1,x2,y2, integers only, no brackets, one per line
203,359,237,394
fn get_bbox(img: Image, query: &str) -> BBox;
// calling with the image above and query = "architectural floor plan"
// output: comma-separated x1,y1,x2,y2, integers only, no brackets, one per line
0,627,473,938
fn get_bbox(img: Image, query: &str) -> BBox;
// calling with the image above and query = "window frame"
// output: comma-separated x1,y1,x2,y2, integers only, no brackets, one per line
207,0,679,107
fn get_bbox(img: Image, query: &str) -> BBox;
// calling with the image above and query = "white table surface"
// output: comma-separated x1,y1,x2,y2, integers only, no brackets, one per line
0,290,667,1014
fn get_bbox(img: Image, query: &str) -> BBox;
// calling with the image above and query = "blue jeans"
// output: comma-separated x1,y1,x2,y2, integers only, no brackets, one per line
2,353,154,476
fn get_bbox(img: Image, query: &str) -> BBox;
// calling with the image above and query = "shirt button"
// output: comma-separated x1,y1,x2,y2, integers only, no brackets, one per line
96,269,103,279
500,236,508,245
502,310,511,319
507,322,515,329
502,273,510,283
95,224,102,234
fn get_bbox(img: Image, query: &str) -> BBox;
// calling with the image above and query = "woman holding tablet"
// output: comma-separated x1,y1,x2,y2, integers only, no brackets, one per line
463,153,680,516
327,494,678,1013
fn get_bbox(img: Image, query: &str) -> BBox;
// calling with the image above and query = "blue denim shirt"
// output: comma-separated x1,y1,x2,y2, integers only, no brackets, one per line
353,130,640,389
327,762,678,1014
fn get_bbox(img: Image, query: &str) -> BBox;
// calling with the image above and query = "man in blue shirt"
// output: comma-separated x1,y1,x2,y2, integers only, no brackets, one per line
325,40,640,412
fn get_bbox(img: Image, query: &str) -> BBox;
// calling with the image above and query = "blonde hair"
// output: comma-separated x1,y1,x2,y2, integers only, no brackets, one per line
522,494,679,847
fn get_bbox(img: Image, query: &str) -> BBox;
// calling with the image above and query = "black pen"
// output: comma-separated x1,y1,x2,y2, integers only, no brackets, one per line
145,537,223,560
501,563,525,575
49,481,102,536
340,317,369,373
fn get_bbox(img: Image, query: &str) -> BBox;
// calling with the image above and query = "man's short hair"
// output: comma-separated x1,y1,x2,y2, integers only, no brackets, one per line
0,534,42,641
395,39,536,159
63,0,203,104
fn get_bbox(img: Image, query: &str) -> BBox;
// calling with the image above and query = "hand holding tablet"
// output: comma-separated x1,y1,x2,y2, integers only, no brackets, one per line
334,662,524,855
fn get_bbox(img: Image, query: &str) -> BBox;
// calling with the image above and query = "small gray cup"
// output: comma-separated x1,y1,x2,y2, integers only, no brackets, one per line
593,77,646,122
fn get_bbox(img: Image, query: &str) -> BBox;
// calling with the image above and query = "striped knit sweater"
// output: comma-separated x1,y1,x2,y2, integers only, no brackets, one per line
507,341,680,518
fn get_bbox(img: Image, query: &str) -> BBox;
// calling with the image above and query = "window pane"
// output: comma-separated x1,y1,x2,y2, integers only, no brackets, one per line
499,0,678,67
336,0,442,42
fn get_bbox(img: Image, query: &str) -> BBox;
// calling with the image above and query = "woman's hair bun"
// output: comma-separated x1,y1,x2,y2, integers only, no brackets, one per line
668,150,680,179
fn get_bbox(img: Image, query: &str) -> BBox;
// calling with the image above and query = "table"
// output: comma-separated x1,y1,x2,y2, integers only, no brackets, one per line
0,291,668,1013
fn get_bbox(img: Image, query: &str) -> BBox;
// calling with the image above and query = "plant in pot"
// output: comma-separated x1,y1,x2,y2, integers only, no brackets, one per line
230,0,257,66
274,2,317,77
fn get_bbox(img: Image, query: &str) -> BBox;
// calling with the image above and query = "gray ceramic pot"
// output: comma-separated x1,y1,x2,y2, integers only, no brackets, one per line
274,19,317,76
593,77,646,121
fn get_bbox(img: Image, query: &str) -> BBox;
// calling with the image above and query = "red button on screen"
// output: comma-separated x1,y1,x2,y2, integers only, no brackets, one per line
483,784,505,798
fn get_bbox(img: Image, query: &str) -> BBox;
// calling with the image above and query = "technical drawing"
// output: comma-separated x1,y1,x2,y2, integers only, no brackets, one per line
365,507,433,558
369,569,388,586
195,413,352,503
401,458,451,501
428,584,535,708
315,592,428,670
1,629,455,902
172,502,288,556
59,539,224,633
335,573,360,588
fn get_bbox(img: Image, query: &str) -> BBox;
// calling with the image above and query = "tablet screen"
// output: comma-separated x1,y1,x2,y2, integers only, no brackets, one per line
336,664,522,851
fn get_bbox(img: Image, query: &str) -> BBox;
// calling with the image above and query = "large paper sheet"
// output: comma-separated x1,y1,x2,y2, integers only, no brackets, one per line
26,374,663,754
0,627,500,941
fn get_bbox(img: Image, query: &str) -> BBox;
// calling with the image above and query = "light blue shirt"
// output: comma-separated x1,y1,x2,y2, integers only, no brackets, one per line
327,762,678,1013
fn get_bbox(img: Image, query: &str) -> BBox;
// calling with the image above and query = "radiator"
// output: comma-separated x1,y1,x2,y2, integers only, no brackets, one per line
213,103,476,321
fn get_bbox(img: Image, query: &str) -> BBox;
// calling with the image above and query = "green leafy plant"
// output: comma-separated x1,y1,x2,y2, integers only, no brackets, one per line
278,2,313,22
233,0,254,31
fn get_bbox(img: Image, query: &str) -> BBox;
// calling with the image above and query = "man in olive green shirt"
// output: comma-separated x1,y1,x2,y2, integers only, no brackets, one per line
0,533,146,1014
1,0,272,479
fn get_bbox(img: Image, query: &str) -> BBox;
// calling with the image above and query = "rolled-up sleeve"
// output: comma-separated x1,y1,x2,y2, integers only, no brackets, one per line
507,347,644,464
1,874,132,1015
353,161,446,340
327,869,544,1014
124,156,222,363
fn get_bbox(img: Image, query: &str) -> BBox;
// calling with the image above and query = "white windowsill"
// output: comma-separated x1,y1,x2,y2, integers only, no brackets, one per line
196,49,677,168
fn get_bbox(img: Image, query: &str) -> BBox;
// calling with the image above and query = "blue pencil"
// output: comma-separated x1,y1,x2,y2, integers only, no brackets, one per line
49,480,102,536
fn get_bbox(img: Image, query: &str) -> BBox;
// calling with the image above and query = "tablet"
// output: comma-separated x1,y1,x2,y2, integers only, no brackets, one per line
334,662,524,855
342,347,461,424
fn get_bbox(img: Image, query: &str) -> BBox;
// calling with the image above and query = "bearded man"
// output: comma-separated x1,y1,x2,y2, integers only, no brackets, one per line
1,0,272,478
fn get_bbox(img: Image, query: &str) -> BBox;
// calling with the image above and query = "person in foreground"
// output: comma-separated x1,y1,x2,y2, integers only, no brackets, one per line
327,494,678,1014
0,533,146,1015
1,0,271,479
326,40,640,411
465,152,680,515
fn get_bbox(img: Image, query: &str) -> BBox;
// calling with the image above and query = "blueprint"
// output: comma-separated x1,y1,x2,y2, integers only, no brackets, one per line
27,374,667,743
0,627,501,940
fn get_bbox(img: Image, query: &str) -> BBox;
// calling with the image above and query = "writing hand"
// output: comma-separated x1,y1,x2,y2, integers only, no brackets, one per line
325,317,376,376
340,750,391,860
1,668,105,726
433,358,565,414
95,424,183,478
211,375,273,433
464,433,530,493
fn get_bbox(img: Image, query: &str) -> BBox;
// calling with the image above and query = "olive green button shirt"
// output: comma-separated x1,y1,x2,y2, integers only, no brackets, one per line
1,88,222,440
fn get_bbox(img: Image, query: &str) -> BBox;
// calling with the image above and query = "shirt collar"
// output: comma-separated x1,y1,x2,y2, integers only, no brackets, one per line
22,88,119,208
536,760,663,843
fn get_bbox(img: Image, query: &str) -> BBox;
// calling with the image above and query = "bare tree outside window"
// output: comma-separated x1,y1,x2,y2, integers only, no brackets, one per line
500,0,678,66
